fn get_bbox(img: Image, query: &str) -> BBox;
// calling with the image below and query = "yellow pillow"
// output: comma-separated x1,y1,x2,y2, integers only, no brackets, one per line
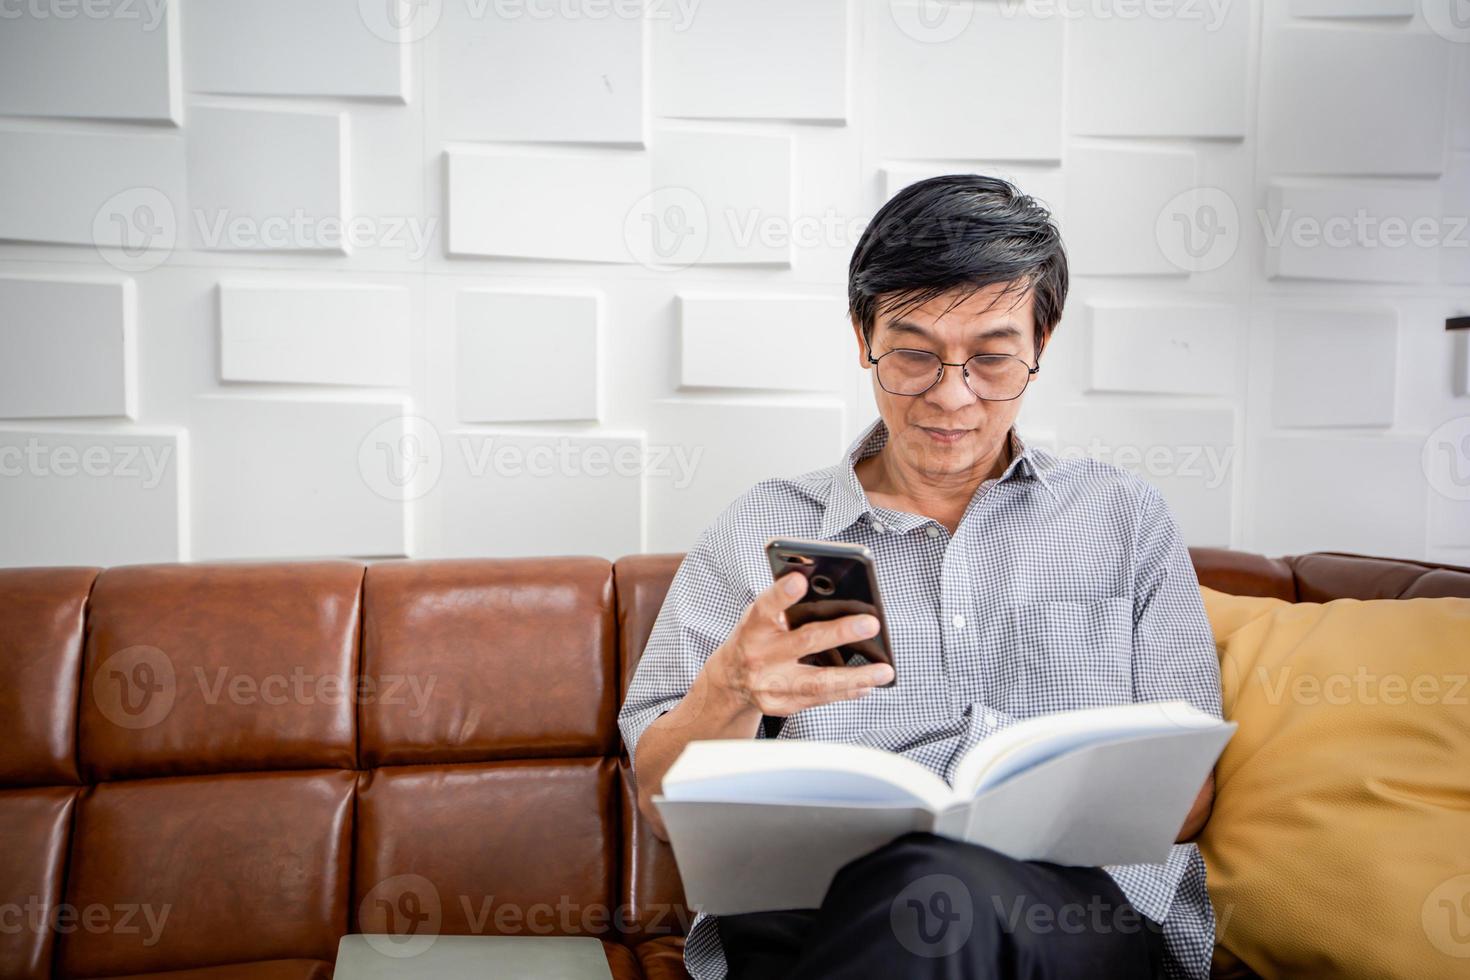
1197,586,1470,979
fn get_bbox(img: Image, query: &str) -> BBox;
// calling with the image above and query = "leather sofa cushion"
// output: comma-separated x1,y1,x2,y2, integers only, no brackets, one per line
1197,586,1470,978
99,960,333,980
78,563,363,781
354,759,616,939
0,567,95,785
360,559,617,766
59,771,354,978
0,786,77,980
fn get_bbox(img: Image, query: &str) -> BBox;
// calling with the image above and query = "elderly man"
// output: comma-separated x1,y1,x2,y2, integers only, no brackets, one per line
619,175,1221,980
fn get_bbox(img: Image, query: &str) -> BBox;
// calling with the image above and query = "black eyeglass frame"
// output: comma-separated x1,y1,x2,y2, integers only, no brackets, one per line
863,339,1040,402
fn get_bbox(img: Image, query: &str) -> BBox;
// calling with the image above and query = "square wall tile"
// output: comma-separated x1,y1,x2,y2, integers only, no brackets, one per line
0,276,135,418
446,147,649,262
1271,309,1397,428
653,0,847,121
1085,304,1237,396
0,429,184,567
190,396,409,559
186,107,348,253
438,0,641,143
1261,28,1449,176
0,4,178,121
456,291,599,423
874,3,1063,160
679,293,850,391
1068,0,1248,137
187,0,405,99
219,282,412,387
1065,146,1197,276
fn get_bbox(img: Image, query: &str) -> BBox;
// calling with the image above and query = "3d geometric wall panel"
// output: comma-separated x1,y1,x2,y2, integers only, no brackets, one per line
0,276,135,418
1068,0,1248,137
446,147,649,261
679,293,851,391
651,129,794,266
1272,310,1397,428
0,3,1463,568
1261,28,1449,176
1264,181,1442,283
0,428,184,568
1085,304,1237,396
187,0,405,99
189,397,409,560
1445,154,1470,285
1065,147,1197,276
1251,435,1426,557
186,107,348,252
219,282,412,387
1287,0,1415,15
1056,403,1236,548
438,0,642,143
456,290,599,422
874,3,1063,161
439,430,643,559
0,129,185,246
0,3,178,121
644,398,846,553
652,0,847,121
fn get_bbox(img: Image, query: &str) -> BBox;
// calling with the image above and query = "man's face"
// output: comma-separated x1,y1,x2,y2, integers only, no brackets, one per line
852,282,1042,479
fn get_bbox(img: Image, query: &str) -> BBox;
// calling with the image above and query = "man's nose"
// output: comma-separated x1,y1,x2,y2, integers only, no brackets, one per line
924,361,977,412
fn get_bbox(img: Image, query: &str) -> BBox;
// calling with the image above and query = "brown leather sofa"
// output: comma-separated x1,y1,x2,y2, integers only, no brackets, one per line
3,548,1468,980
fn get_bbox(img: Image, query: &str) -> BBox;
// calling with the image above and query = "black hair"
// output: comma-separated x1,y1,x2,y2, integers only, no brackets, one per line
847,174,1068,362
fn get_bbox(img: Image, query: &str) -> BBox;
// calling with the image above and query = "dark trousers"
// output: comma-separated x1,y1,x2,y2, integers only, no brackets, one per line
719,831,1168,980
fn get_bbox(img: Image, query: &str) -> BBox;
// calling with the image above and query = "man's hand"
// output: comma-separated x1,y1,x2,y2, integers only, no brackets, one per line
708,570,896,716
1175,771,1215,842
632,571,895,840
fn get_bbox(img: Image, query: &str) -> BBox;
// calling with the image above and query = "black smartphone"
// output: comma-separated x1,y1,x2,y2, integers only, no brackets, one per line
763,536,897,687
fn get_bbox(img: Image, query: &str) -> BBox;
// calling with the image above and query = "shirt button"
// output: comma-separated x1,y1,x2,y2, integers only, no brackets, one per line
925,526,941,538
870,519,886,533
951,614,966,629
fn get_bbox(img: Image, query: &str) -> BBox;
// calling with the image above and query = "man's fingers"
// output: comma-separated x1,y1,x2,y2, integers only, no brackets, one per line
751,571,807,626
781,613,880,659
760,661,894,712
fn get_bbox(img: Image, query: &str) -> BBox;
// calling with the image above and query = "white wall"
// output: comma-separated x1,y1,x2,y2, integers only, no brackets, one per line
1,0,1467,568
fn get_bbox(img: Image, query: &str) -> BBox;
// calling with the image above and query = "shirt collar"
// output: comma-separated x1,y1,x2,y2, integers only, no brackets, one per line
818,416,1056,538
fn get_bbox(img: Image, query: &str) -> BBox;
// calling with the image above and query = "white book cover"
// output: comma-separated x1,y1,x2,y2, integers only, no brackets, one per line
654,701,1235,915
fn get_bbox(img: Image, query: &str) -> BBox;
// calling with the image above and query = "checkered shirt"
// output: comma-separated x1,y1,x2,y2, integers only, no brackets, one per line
619,414,1224,980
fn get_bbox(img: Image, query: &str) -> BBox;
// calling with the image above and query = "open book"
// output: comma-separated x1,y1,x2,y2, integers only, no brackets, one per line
653,701,1235,915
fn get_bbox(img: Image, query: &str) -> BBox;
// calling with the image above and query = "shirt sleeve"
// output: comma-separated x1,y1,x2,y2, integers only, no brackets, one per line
617,522,756,769
1105,483,1224,974
1129,484,1224,720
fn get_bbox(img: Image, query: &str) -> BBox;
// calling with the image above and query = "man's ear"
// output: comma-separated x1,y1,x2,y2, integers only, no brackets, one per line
851,316,870,370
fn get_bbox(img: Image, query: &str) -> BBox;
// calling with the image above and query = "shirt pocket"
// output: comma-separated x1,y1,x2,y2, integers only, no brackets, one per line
1005,597,1134,715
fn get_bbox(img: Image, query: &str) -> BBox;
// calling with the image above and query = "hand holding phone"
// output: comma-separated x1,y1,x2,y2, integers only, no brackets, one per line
764,537,897,687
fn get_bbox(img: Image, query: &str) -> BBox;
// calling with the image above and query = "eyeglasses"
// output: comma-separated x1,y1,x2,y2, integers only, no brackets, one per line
865,341,1039,401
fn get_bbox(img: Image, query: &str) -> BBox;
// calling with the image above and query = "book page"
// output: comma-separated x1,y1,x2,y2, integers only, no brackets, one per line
952,701,1221,797
662,739,954,811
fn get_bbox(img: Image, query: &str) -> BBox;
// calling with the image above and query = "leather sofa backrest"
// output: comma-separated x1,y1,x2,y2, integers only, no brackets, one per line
3,549,1469,977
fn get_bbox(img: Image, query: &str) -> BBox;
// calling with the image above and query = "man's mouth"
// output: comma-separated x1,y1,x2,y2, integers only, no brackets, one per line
918,426,971,444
